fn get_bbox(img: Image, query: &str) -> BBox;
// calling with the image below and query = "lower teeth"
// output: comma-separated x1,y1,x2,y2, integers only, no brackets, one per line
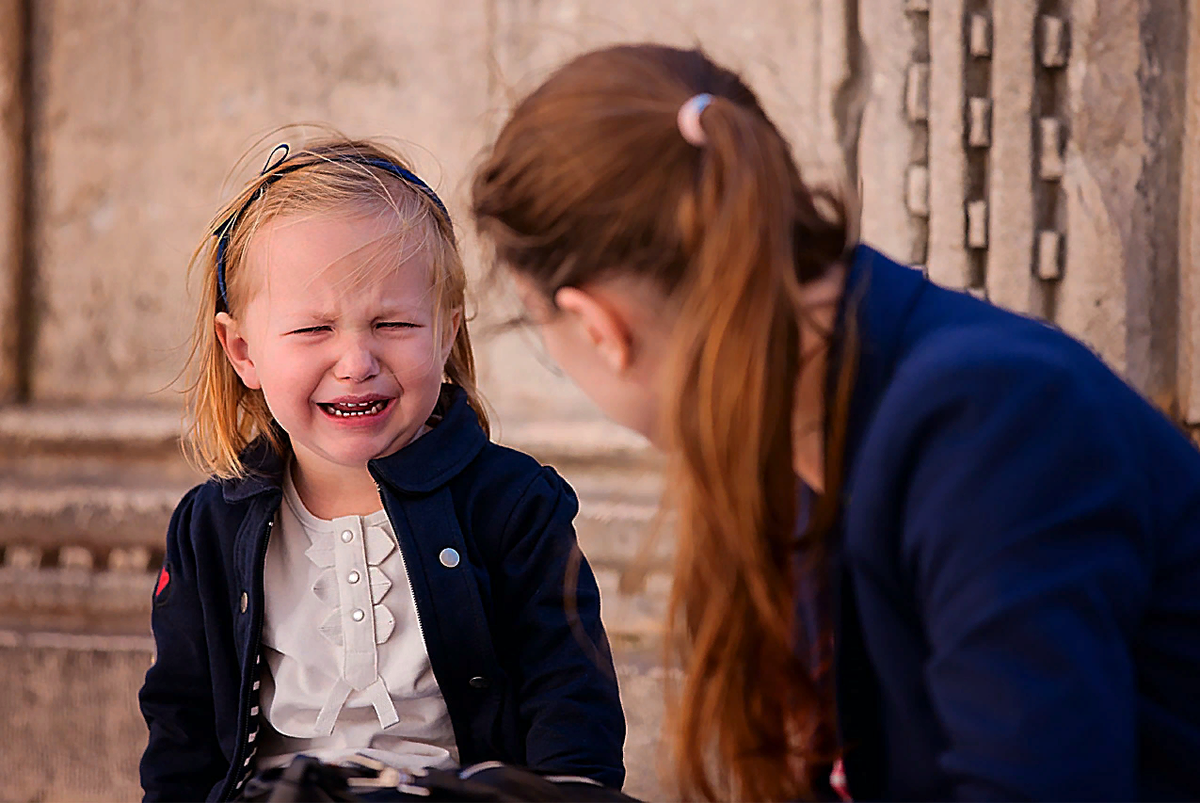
328,402,384,417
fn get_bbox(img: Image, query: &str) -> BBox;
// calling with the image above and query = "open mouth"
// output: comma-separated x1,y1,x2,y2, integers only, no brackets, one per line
318,399,392,418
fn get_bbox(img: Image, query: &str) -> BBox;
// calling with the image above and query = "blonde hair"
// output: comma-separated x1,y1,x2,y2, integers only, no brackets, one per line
183,137,489,479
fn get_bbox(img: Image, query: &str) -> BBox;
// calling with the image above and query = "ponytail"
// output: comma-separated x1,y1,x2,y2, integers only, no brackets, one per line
664,97,839,802
470,43,852,801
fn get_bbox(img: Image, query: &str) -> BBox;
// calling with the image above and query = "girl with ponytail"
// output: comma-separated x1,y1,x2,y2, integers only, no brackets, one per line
140,136,625,801
472,44,1200,801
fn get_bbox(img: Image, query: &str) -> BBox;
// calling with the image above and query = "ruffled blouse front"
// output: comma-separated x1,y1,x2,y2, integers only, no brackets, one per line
255,469,459,771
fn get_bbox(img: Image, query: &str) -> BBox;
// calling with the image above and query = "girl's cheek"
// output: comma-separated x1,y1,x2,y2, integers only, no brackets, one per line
394,338,442,373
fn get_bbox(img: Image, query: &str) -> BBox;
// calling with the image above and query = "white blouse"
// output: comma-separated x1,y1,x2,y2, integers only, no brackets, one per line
255,468,460,772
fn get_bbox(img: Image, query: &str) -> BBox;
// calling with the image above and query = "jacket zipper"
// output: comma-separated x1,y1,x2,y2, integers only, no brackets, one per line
375,481,429,647
221,517,273,802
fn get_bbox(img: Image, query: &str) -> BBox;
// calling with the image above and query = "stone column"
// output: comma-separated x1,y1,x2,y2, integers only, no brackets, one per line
816,0,867,189
0,0,25,403
1058,0,1189,396
985,1,1040,315
857,0,925,264
861,0,1194,412
926,0,972,290
1181,0,1200,432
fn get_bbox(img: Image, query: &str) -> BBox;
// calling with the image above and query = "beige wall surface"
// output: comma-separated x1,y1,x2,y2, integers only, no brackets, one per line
6,0,1199,425
22,0,856,426
28,0,492,402
480,0,856,422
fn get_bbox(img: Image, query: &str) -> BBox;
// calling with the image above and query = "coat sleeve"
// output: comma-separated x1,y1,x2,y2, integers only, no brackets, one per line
876,336,1151,800
493,467,626,788
139,485,228,802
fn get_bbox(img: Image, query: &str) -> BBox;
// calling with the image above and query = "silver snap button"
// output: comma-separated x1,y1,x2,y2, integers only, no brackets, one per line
351,608,365,622
468,676,489,689
340,530,354,543
239,592,248,613
439,548,460,568
347,570,361,584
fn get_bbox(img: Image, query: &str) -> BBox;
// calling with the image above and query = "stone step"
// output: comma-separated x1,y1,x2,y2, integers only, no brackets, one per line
0,403,671,563
0,402,671,562
497,418,662,472
0,402,663,471
0,466,666,636
0,477,669,565
0,403,672,639
0,560,672,643
0,483,671,639
0,566,670,645
0,636,668,802
0,567,157,635
0,402,184,459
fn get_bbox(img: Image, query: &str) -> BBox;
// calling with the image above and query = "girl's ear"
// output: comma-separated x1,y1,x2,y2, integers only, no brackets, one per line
554,286,633,372
441,308,462,365
214,312,262,390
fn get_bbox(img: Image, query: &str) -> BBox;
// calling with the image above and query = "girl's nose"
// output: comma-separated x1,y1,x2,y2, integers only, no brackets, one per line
333,338,380,382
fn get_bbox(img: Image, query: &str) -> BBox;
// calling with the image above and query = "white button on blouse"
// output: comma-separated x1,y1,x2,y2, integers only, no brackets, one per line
255,468,459,773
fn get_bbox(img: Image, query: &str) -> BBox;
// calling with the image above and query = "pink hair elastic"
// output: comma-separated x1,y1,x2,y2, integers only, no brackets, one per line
677,93,714,146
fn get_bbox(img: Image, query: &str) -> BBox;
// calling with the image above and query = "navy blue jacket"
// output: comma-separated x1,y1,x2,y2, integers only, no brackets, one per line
139,386,625,802
828,246,1200,800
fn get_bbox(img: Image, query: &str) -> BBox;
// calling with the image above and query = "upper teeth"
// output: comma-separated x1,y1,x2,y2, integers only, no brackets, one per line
328,401,385,417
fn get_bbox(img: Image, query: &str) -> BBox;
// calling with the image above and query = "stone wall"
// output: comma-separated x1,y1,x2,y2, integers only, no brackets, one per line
859,0,1199,423
0,0,1195,423
0,636,670,802
0,2,1196,800
21,0,496,404
0,637,149,802
1,0,853,425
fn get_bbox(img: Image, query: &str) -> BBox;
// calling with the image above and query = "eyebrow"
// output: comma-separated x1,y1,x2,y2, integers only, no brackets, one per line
277,306,426,326
276,312,337,330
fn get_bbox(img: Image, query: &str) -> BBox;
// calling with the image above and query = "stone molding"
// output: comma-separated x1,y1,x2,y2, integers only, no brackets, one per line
0,0,26,402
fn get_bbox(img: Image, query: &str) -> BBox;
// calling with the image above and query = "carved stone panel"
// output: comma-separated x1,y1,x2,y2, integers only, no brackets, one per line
861,0,1196,410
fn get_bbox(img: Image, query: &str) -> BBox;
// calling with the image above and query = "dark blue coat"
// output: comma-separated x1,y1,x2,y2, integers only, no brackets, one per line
830,246,1200,800
138,386,625,802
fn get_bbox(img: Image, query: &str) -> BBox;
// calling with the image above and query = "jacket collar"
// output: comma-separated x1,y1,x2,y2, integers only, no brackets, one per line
220,384,487,503
221,436,287,504
368,384,488,494
836,244,930,488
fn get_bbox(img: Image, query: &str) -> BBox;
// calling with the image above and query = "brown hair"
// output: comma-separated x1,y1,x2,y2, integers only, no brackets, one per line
472,45,853,800
183,137,488,479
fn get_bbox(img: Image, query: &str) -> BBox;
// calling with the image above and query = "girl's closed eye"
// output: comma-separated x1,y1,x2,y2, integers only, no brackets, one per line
376,321,421,330
288,325,332,335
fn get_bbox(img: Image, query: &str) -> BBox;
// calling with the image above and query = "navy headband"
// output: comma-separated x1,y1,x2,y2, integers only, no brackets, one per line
213,145,451,311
